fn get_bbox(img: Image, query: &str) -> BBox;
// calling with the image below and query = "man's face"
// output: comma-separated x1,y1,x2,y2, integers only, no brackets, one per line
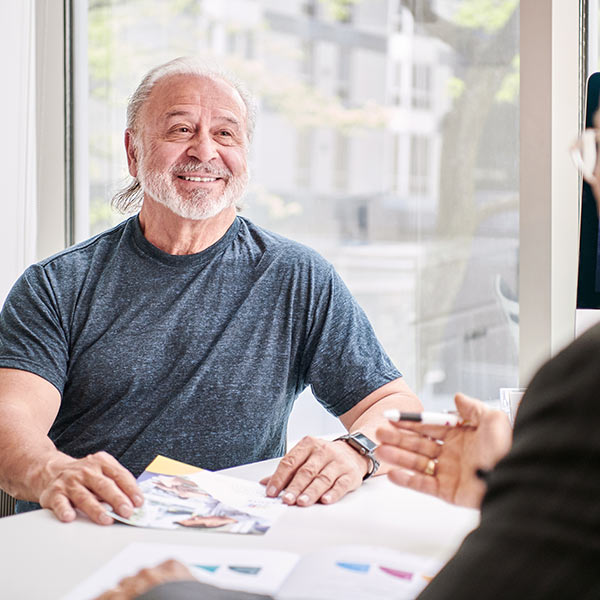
129,73,249,220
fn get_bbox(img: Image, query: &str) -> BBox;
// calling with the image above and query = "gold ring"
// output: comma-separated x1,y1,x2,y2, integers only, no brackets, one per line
424,458,437,476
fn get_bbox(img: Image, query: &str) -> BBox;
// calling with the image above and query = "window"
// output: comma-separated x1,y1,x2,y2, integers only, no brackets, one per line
411,63,432,110
74,0,521,424
409,135,430,197
390,61,402,106
391,133,403,194
390,0,404,32
296,129,312,189
334,132,349,192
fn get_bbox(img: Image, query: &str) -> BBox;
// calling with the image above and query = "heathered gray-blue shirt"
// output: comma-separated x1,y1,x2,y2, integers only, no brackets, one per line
0,216,400,476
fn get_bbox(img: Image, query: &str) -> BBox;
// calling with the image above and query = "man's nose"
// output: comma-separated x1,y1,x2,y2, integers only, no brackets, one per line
187,132,219,163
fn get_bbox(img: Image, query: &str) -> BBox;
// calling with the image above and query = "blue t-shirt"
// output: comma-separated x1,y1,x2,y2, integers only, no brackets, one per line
0,216,400,476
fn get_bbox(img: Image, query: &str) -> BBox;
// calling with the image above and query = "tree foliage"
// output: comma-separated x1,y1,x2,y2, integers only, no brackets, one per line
453,0,518,33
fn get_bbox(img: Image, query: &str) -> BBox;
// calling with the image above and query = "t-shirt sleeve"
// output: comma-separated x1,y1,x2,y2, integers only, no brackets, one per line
0,265,69,394
301,262,401,417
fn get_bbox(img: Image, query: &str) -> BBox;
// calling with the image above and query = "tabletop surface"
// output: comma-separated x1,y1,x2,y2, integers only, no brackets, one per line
0,458,479,600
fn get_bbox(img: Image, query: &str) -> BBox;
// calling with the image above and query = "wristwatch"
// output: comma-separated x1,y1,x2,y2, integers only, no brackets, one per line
335,432,380,480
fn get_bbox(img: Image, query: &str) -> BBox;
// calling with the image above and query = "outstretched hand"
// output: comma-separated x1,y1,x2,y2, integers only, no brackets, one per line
375,394,512,508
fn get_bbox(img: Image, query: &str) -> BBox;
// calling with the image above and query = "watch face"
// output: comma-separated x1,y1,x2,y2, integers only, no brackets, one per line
351,433,377,452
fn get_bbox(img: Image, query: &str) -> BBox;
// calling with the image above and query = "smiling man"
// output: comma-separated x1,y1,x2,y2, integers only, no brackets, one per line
0,57,421,525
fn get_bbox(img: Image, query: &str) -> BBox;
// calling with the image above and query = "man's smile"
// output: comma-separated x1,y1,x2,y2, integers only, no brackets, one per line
177,175,219,182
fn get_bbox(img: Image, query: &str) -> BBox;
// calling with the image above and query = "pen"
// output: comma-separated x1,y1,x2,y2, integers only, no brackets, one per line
384,410,464,426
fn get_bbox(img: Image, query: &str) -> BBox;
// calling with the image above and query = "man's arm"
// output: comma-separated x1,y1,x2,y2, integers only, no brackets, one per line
262,377,422,506
0,368,143,524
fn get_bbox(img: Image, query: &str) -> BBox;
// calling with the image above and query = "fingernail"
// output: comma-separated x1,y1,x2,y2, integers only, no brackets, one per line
322,493,332,504
266,486,277,497
119,503,133,517
99,513,112,525
61,510,75,521
133,495,144,506
297,494,310,505
283,492,296,503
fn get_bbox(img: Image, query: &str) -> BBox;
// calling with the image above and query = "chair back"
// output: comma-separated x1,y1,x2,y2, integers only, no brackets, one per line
0,489,16,517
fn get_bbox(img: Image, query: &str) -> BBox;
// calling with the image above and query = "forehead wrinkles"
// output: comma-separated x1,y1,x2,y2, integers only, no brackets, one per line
140,74,247,130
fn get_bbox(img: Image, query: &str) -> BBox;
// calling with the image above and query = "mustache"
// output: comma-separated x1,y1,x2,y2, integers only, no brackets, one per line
169,161,233,178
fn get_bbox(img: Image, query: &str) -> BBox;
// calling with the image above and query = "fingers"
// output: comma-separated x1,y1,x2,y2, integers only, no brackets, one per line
387,468,439,498
375,443,437,474
264,437,316,498
453,393,486,425
382,419,454,440
101,454,144,507
289,462,345,507
41,486,113,525
39,452,143,526
47,493,77,523
94,559,194,600
264,437,364,506
376,426,442,458
118,559,194,593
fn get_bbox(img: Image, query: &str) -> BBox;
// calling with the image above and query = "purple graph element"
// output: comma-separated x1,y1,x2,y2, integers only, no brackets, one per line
379,566,413,580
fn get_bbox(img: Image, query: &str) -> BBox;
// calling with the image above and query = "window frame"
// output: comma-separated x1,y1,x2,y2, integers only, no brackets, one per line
518,0,583,384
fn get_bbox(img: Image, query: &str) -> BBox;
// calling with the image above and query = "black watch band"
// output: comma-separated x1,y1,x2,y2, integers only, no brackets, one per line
335,432,380,480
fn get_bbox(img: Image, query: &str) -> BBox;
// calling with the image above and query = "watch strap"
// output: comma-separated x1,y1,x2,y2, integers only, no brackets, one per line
335,432,380,480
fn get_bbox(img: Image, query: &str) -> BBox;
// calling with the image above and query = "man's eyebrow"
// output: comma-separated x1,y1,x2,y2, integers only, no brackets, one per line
163,111,241,125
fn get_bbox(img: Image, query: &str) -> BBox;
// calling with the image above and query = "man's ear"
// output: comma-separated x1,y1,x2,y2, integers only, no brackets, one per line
124,129,139,177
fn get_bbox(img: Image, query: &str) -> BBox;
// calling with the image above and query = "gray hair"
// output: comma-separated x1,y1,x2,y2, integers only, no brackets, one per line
112,56,257,214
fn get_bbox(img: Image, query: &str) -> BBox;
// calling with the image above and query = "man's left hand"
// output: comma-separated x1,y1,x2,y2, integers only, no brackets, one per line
261,436,369,506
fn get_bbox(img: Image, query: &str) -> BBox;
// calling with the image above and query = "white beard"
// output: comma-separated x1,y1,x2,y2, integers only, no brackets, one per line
137,158,249,221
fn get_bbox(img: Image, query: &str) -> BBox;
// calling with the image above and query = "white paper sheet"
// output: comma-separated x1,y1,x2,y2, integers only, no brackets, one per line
278,545,441,600
63,542,441,600
62,542,299,600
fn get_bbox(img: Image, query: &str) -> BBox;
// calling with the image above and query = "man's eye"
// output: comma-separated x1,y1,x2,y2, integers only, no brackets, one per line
218,130,232,137
178,127,190,133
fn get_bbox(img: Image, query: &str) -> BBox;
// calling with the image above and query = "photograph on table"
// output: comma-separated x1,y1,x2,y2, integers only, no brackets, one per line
106,455,286,534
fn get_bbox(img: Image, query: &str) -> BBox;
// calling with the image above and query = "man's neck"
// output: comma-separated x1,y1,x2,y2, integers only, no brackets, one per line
138,199,237,255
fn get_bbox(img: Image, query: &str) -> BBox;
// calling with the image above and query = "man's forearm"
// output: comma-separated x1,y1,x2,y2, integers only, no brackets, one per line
346,388,423,477
0,399,143,524
0,402,70,501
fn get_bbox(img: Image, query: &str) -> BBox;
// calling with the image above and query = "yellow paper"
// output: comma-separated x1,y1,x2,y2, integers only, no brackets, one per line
144,455,203,476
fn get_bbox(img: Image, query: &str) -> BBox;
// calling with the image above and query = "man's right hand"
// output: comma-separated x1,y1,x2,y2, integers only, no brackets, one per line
38,451,144,525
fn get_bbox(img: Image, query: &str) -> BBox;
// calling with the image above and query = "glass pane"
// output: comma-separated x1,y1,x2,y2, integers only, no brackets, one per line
77,0,520,421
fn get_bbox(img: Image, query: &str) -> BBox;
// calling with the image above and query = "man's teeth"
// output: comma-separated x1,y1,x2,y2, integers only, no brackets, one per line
180,176,217,182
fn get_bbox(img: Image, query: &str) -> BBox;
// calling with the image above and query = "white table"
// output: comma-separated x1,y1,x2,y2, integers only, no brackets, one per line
0,459,479,599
